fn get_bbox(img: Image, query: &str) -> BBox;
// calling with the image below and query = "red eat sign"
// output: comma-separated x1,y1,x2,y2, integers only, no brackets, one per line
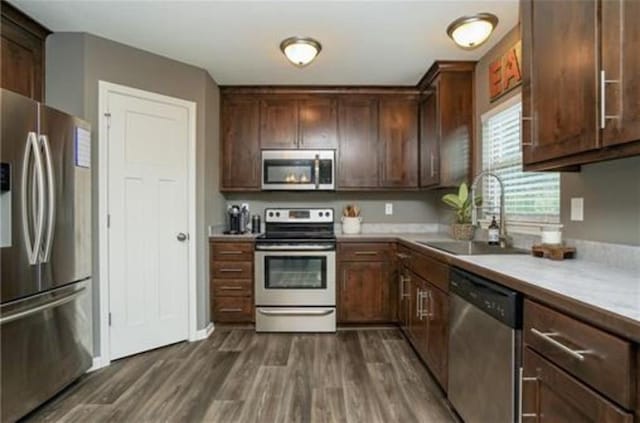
489,41,522,101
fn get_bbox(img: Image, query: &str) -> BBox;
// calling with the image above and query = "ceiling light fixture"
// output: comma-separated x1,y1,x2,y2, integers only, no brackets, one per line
446,13,499,50
280,36,322,67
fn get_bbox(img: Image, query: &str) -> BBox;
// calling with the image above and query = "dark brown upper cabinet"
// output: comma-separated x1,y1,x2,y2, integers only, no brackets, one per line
260,97,299,149
521,0,640,170
337,96,379,189
260,95,338,149
379,96,419,188
418,61,474,188
221,96,261,191
601,0,640,149
1,1,50,102
298,97,338,149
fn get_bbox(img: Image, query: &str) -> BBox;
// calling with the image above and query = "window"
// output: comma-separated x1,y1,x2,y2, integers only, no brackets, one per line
481,96,560,224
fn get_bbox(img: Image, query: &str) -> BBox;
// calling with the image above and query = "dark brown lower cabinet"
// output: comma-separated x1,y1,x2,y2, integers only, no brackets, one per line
210,240,254,323
338,260,391,323
424,283,448,388
401,266,449,391
522,348,633,423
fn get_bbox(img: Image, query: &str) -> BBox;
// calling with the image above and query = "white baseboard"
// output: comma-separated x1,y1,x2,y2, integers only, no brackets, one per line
88,356,109,372
193,322,214,341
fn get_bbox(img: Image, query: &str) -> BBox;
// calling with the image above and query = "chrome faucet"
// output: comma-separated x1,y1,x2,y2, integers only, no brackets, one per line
470,171,510,248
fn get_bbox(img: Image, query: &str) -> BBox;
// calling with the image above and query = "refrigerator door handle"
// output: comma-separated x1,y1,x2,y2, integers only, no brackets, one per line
39,134,55,263
21,131,45,265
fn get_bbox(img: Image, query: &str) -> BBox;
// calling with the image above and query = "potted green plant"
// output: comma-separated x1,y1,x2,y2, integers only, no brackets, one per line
442,182,482,241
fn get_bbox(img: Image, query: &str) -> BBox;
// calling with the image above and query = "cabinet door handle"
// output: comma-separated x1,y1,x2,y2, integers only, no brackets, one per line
219,268,243,273
219,308,243,312
600,70,620,129
530,328,591,361
430,152,435,178
219,286,244,291
396,253,409,260
518,367,538,422
520,112,534,147
219,251,243,255
416,290,421,318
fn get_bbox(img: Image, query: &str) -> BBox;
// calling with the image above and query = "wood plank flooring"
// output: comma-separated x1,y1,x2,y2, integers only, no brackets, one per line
23,329,457,423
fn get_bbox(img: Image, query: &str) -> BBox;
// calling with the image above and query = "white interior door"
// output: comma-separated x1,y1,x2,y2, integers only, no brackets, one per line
107,89,190,360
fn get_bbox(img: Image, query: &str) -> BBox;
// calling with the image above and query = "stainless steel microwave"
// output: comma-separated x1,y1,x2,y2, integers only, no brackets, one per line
261,150,335,191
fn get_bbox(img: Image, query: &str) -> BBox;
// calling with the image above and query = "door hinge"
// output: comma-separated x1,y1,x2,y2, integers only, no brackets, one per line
107,214,111,228
108,312,112,326
104,112,111,128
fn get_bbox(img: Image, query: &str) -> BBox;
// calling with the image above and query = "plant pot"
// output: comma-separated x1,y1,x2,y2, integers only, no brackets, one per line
341,216,362,234
450,223,475,241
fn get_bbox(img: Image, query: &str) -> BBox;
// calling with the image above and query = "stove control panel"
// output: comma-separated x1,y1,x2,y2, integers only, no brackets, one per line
264,208,334,223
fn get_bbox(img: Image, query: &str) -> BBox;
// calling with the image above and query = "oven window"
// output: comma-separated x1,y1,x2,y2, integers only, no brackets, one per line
264,159,314,184
264,256,327,289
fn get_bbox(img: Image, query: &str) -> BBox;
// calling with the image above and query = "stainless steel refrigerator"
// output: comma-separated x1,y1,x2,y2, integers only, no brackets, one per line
0,89,93,422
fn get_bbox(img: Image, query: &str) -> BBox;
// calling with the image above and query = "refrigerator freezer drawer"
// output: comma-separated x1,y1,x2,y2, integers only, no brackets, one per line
0,280,92,422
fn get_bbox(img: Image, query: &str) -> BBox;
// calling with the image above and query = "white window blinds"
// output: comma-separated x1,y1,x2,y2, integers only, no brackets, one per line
481,99,560,223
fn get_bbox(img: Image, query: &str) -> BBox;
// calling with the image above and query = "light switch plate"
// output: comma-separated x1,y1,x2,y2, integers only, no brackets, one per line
385,203,393,215
571,198,584,221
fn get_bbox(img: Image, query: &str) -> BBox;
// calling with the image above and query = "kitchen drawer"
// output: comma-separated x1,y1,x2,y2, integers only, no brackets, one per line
211,261,252,279
212,279,252,297
211,241,254,261
338,243,390,261
410,252,449,292
524,300,635,408
213,297,253,322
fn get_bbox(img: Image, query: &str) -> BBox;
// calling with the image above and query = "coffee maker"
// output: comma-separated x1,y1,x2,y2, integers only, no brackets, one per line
225,204,249,234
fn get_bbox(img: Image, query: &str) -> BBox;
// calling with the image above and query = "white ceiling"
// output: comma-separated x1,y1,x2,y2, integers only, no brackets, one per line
12,0,519,86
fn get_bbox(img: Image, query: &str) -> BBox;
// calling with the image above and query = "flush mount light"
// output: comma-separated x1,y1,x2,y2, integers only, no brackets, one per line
280,36,322,67
447,13,499,50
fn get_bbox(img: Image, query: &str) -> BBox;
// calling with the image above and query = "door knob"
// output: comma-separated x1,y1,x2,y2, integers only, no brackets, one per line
177,232,188,242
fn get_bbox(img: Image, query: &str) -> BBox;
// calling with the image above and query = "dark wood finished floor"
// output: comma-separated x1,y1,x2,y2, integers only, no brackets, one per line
23,329,456,422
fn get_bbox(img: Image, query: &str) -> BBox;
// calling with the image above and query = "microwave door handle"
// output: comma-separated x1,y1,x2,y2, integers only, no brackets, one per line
314,154,320,189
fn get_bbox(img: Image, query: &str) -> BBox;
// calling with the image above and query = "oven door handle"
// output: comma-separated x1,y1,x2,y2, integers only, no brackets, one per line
258,308,334,316
255,244,335,251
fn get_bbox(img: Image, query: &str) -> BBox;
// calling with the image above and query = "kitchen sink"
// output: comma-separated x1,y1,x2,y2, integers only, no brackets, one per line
418,241,528,256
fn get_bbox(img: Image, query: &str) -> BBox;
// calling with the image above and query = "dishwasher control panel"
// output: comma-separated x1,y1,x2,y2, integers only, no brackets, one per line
450,268,522,328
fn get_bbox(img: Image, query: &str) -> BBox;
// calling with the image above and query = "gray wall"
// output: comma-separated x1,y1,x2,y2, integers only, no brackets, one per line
46,32,221,355
224,191,441,224
561,157,640,246
473,26,640,246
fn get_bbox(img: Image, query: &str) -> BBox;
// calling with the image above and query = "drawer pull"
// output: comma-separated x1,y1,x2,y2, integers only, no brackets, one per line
530,328,591,361
396,253,410,260
219,251,243,255
219,286,244,290
219,268,243,273
354,251,378,256
219,308,243,312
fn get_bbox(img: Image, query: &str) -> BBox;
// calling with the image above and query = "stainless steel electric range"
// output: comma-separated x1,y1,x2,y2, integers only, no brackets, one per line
254,208,336,332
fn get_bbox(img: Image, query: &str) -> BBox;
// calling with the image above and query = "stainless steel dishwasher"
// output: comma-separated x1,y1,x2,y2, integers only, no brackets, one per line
448,268,522,423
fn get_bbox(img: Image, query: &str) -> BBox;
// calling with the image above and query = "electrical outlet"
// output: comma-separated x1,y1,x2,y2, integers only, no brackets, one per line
570,198,584,221
385,203,393,216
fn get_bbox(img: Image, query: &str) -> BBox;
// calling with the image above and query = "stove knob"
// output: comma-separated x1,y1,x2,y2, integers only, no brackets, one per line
318,211,324,217
268,212,274,218
275,212,281,217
